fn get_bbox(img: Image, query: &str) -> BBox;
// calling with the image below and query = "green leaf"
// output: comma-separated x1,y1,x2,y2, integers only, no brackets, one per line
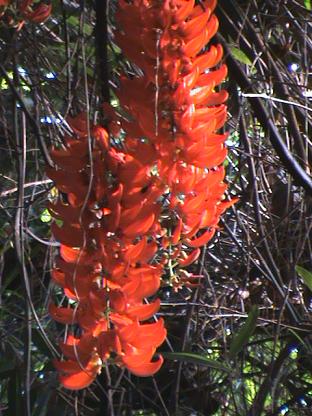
229,306,259,358
66,15,79,28
304,0,311,10
162,352,231,373
245,378,257,404
40,208,52,223
230,47,252,65
67,16,93,36
296,265,312,292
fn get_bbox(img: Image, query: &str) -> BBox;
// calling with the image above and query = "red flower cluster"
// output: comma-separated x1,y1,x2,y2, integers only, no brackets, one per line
48,0,234,390
47,115,167,389
114,0,235,288
0,0,51,28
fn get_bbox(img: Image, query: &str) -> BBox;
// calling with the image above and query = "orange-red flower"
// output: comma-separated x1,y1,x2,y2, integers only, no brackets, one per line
48,0,234,390
54,353,102,390
98,318,166,376
113,0,235,286
20,0,51,23
47,114,166,389
0,0,51,28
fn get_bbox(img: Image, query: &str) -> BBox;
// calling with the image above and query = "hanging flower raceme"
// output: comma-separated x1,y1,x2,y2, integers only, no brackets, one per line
114,0,235,288
48,0,234,390
47,114,166,389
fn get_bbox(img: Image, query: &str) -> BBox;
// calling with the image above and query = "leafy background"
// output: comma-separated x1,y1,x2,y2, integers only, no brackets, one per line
0,0,312,414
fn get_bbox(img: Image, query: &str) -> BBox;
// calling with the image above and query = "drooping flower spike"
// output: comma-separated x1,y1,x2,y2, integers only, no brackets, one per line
48,114,167,389
114,0,235,283
48,0,234,390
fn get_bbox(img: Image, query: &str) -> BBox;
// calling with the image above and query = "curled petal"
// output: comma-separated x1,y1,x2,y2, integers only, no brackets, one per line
52,223,84,247
50,147,87,172
119,319,167,349
173,0,195,23
54,359,84,374
186,227,216,248
93,125,109,151
51,269,66,287
106,202,121,232
66,113,88,137
126,299,161,321
125,354,164,377
110,289,127,313
201,90,229,107
23,3,52,23
194,45,220,73
197,64,228,88
172,217,183,245
55,355,101,390
59,370,96,390
182,191,207,214
178,248,201,267
122,210,156,237
49,303,78,325
98,330,122,359
182,8,211,40
217,197,238,215
59,333,96,362
121,347,155,367
60,245,81,263
123,237,147,263
183,25,211,57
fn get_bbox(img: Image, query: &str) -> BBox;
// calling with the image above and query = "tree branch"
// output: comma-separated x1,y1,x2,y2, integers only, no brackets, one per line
95,0,110,103
216,34,312,196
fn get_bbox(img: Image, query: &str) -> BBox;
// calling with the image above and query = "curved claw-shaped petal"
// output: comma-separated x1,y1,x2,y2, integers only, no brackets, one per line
181,9,211,40
59,370,96,390
55,355,101,390
122,207,157,238
49,303,78,325
126,299,161,321
178,248,201,266
172,217,183,245
197,64,228,87
186,227,216,248
173,0,195,23
194,45,222,73
125,354,164,377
